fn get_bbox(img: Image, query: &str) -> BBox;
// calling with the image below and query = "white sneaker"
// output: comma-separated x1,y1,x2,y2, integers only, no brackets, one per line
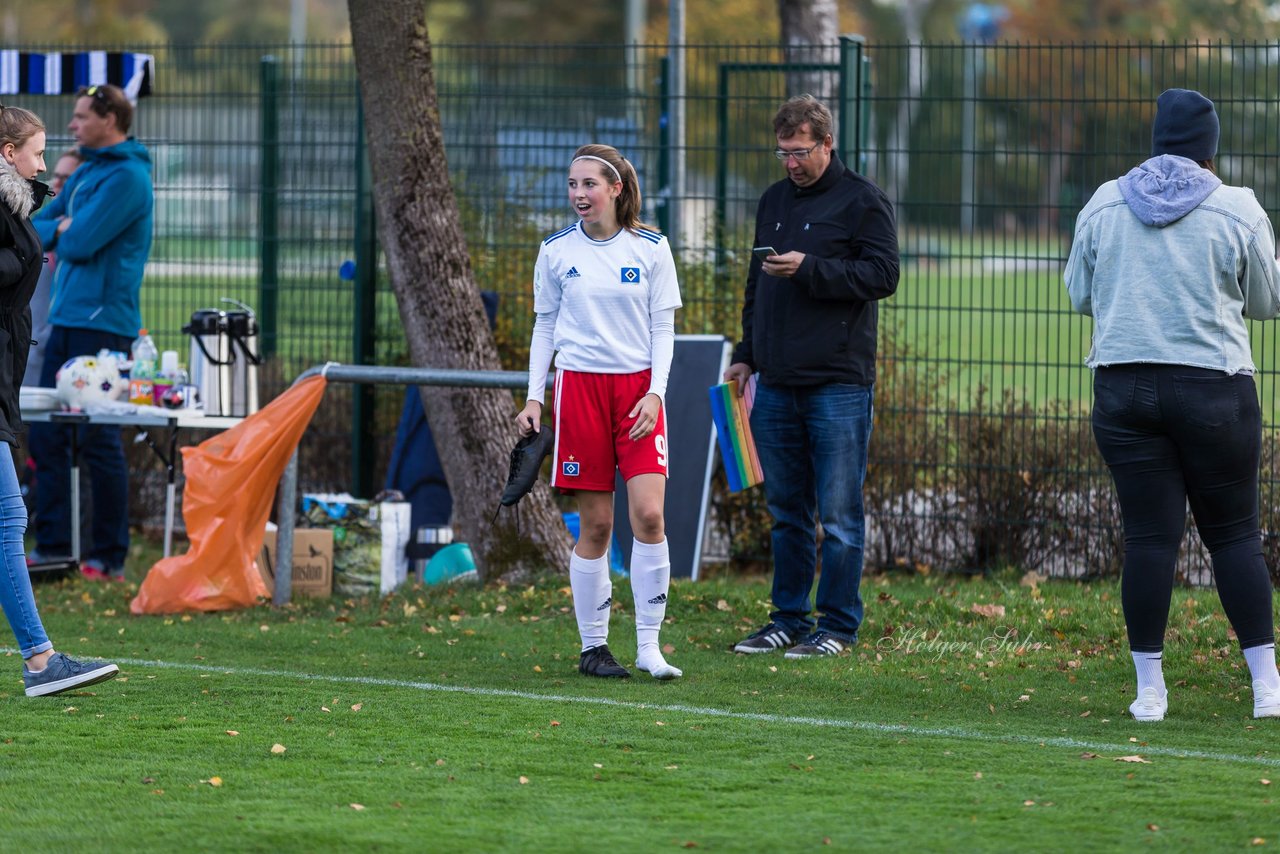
1129,687,1168,722
1253,681,1280,719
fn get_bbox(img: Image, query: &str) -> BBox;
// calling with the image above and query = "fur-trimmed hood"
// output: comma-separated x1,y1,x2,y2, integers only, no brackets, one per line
0,158,33,218
0,158,49,219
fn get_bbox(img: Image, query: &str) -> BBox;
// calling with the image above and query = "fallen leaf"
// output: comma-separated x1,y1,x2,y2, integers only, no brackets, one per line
351,703,363,712
1023,800,1036,806
715,599,730,611
435,759,446,766
150,789,164,795
350,803,365,811
1252,838,1266,846
1147,824,1159,832
1263,779,1272,786
207,777,223,787
593,763,603,768
321,707,331,713
1115,755,1150,764
225,731,239,737
271,744,286,754
974,772,983,779
259,625,269,632
970,603,1006,619
1080,752,1100,760
518,776,529,784
655,721,666,726
63,707,77,713
665,765,678,770
662,643,675,654
550,721,560,727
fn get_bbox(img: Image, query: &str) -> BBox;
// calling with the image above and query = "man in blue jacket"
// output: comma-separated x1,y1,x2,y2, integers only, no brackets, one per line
29,83,154,581
725,95,899,658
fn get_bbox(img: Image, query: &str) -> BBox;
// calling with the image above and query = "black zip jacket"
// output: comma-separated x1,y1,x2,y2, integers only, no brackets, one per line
0,168,50,446
730,153,899,386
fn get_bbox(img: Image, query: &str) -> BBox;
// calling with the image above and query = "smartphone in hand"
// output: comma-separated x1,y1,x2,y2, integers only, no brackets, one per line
752,246,778,260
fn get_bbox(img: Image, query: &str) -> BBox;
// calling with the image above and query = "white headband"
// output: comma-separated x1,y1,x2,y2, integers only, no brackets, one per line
571,154,622,184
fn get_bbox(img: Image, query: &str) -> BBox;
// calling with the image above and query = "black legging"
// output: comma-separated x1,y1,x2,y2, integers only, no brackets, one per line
1092,364,1275,653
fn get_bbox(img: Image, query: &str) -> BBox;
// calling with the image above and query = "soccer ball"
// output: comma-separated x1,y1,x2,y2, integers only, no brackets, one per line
55,351,128,410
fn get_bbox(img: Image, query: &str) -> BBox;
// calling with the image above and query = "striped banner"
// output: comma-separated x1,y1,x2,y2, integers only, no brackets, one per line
708,376,764,493
0,51,154,101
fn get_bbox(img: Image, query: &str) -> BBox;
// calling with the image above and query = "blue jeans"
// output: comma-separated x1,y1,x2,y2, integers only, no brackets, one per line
750,380,874,641
0,446,51,658
29,326,133,567
1092,364,1274,652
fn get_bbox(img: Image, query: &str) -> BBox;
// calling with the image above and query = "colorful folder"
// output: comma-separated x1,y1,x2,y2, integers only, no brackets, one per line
708,378,764,493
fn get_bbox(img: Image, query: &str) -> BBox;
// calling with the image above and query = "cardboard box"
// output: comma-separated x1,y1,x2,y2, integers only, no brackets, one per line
258,525,334,598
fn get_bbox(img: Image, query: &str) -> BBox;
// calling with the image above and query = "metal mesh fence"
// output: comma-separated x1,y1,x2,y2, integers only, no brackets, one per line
26,41,1280,578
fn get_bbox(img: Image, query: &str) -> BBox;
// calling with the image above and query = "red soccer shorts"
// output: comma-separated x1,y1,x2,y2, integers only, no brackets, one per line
550,369,669,492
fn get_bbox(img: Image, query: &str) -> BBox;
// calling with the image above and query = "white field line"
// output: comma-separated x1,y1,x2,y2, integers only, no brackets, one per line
14,652,1278,770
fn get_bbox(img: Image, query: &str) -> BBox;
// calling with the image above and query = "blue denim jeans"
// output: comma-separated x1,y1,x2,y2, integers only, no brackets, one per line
29,326,133,568
0,446,51,658
1092,364,1274,652
750,380,874,641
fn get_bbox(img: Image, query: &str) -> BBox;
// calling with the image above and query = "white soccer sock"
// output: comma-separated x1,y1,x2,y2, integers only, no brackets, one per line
1243,643,1280,690
1131,651,1166,696
570,549,612,652
631,538,681,680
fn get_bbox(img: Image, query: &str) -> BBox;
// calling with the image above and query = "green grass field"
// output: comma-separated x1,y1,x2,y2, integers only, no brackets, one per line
4,558,1279,851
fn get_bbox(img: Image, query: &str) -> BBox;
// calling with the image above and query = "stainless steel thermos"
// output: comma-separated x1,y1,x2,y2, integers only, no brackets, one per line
182,300,261,417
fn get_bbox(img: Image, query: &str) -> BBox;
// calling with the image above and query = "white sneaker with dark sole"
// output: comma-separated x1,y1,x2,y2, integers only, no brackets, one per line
1129,687,1168,721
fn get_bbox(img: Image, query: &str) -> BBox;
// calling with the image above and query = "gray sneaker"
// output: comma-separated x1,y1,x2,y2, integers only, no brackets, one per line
23,653,120,697
733,622,795,654
784,631,850,659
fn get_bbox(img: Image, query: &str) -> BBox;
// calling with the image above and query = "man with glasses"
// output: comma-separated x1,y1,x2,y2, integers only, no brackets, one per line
24,147,82,387
725,94,899,658
29,83,154,582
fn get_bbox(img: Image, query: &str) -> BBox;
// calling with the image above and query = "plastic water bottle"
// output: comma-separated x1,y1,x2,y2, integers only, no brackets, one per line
129,328,159,406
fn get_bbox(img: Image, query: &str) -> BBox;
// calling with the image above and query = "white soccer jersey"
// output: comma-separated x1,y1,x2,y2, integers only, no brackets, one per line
530,220,682,383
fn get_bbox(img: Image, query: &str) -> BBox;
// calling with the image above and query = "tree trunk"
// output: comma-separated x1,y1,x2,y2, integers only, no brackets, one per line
346,0,572,581
779,0,839,104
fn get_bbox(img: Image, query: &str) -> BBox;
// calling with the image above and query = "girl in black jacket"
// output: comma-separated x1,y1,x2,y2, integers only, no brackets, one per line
0,105,118,696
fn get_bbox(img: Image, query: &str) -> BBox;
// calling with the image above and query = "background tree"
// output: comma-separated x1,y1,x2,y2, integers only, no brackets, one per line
346,0,572,581
780,0,840,103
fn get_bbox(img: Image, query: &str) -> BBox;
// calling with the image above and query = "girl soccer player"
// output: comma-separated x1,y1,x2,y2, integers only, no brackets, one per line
516,143,683,680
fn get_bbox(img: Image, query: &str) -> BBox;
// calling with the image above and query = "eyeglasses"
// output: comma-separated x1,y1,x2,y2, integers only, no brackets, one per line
773,143,821,161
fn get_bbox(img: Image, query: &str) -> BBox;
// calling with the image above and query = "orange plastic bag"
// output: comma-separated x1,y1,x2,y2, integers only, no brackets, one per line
130,375,327,614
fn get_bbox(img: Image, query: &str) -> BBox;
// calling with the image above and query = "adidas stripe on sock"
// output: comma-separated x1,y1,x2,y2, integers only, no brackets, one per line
570,549,612,653
631,537,681,679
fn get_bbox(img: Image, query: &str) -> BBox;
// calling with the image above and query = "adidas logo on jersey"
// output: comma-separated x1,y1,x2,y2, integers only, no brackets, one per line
565,266,581,278
596,597,612,611
647,593,667,605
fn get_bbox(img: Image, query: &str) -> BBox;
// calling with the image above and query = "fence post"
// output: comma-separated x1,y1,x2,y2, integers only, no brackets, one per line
351,94,378,498
259,56,280,357
838,35,866,172
655,55,671,236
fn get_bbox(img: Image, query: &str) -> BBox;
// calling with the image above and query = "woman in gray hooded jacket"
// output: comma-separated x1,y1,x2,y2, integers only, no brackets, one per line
1065,88,1280,723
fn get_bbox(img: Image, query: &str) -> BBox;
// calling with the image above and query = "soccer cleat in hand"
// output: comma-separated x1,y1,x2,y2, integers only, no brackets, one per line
500,426,555,507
